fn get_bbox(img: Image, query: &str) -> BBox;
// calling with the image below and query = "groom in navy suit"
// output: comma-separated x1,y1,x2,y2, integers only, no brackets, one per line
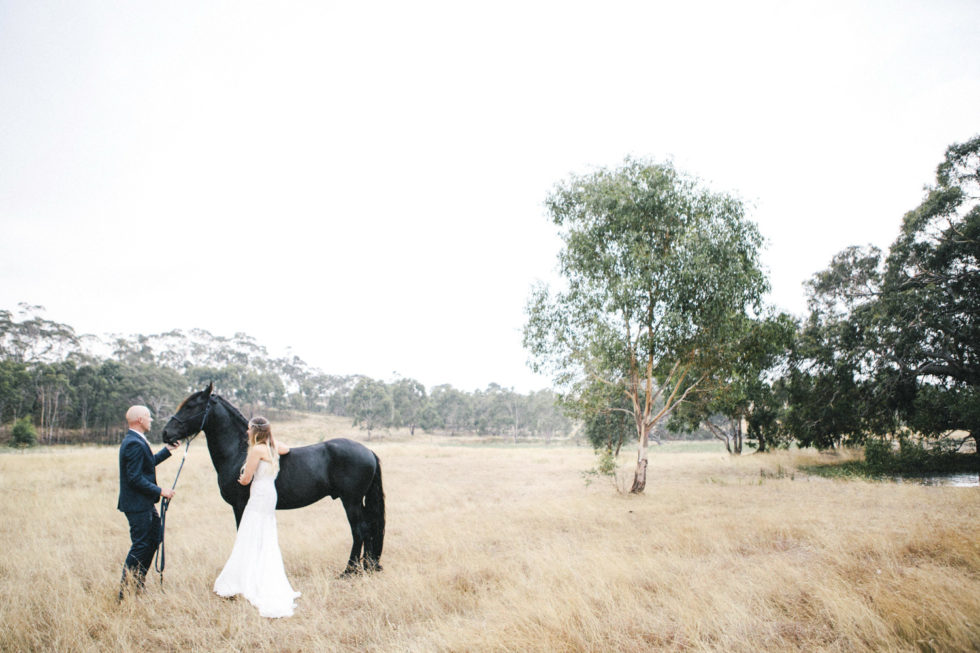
118,405,178,599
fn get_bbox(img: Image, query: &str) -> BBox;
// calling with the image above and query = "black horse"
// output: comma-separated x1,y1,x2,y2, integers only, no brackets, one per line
161,383,384,573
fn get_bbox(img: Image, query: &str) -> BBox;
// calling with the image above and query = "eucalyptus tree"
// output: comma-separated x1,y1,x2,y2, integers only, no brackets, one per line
129,363,190,436
782,137,980,452
349,378,393,439
0,360,31,424
495,386,524,443
525,389,572,441
111,335,156,364
295,373,336,412
474,383,521,439
0,304,79,363
390,377,426,435
326,376,365,416
424,384,472,436
35,361,75,442
880,136,980,451
782,246,888,448
524,158,768,492
672,312,796,453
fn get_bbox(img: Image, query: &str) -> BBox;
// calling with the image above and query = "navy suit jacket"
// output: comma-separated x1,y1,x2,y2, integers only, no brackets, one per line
117,429,171,512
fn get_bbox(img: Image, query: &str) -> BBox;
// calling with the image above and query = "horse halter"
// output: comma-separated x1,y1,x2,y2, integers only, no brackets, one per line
169,396,215,440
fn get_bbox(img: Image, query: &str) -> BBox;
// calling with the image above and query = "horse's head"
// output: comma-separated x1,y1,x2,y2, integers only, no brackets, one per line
163,382,215,445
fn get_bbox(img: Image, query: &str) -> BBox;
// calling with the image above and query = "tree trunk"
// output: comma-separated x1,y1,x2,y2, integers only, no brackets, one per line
706,421,732,454
630,426,649,493
630,452,648,493
50,390,59,443
512,399,519,444
38,386,45,443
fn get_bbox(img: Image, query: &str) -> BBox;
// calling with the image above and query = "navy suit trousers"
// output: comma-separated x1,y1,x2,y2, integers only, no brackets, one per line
121,508,161,588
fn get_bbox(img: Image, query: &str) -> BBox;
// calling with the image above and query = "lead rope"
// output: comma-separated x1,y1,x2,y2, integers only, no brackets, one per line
155,434,195,586
154,398,212,586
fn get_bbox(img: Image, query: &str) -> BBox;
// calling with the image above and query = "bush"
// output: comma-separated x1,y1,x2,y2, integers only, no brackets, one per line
582,448,619,487
10,417,37,448
595,449,617,476
864,435,969,473
864,438,893,468
896,437,932,471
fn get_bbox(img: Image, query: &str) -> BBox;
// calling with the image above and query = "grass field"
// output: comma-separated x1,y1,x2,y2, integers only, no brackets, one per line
1,419,978,652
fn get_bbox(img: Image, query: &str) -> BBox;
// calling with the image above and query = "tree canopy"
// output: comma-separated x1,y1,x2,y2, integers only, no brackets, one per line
783,136,980,454
881,136,980,441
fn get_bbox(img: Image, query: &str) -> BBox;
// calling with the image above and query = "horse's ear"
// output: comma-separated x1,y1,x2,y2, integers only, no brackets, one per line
204,381,214,397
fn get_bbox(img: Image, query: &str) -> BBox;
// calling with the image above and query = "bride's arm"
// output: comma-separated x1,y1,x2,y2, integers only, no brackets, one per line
276,440,290,455
238,446,263,485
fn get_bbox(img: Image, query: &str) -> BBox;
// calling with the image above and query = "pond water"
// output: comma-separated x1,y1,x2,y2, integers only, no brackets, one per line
888,473,979,487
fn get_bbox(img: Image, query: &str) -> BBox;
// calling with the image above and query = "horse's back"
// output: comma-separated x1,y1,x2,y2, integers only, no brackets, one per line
275,438,378,508
325,438,377,466
324,438,379,496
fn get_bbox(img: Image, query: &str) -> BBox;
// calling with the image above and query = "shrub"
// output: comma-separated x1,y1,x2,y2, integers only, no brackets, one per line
863,438,893,468
10,417,37,448
595,448,617,476
864,435,968,473
896,437,931,471
582,448,619,487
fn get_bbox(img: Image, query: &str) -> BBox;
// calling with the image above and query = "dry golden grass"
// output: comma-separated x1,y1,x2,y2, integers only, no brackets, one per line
1,422,978,652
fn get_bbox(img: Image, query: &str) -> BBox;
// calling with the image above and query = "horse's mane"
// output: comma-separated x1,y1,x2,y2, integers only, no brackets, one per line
213,394,249,434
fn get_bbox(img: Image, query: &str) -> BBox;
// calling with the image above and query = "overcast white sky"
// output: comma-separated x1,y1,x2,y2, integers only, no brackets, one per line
1,1,978,392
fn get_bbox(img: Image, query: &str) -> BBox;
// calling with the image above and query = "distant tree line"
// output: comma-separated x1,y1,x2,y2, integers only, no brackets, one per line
0,307,573,444
341,379,573,441
526,137,980,489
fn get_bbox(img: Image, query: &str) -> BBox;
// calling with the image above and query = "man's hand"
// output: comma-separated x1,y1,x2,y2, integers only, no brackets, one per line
161,488,175,499
165,442,179,452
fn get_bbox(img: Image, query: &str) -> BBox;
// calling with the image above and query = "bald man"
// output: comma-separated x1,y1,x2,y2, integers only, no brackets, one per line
117,405,178,599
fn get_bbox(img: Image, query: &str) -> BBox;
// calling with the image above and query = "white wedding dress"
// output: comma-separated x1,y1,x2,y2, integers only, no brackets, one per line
213,460,301,618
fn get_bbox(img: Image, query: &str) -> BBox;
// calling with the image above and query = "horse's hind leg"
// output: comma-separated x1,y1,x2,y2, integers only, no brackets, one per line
340,496,367,574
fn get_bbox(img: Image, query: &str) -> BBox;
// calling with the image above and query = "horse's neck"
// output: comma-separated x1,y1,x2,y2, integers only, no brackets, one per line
203,406,247,474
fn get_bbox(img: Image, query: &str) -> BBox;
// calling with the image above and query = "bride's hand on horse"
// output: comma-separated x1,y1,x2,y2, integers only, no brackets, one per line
238,446,262,485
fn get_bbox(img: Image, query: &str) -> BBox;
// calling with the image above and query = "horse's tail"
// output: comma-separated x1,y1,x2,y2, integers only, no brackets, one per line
364,453,385,568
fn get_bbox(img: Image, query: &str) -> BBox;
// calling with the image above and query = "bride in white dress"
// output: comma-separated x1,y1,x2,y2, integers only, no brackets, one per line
213,416,301,618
